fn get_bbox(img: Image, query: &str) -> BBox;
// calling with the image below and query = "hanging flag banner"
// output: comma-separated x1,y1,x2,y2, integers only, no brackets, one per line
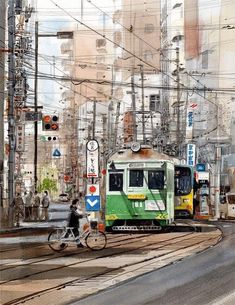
86,139,99,178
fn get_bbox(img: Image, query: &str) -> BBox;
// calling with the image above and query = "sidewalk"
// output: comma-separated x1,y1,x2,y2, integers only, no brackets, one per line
0,203,68,237
0,219,66,237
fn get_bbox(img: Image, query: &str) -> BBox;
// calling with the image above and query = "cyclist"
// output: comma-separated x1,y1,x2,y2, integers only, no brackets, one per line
60,198,84,248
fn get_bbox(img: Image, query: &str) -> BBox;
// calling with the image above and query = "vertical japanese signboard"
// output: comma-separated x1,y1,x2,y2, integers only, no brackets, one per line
86,140,99,178
16,124,25,152
186,102,197,140
186,143,196,166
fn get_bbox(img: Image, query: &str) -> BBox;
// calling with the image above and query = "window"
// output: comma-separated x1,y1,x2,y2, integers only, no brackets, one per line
202,50,209,69
149,94,160,112
96,56,105,64
148,170,165,190
143,50,153,61
144,23,154,33
96,39,106,48
109,172,123,191
174,166,192,195
129,170,143,187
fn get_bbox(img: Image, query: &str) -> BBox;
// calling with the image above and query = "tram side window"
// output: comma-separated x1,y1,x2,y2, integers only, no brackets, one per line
109,173,123,191
129,170,144,187
148,170,165,190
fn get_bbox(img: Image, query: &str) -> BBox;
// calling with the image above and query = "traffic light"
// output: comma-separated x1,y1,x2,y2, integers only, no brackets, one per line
42,115,59,131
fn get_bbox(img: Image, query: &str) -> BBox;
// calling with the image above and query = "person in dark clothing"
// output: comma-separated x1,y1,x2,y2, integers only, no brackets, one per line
60,199,84,248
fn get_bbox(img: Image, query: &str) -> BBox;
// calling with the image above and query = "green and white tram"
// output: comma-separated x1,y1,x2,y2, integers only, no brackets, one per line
105,144,175,232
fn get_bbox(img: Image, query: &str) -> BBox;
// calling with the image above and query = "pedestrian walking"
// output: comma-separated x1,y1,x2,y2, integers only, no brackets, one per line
12,193,24,227
41,190,50,221
32,191,41,221
23,191,32,220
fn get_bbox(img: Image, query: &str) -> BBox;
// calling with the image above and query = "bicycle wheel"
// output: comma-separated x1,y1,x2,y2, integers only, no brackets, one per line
48,228,68,252
85,230,107,250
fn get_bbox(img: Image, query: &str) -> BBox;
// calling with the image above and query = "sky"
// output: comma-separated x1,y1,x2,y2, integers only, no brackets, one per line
32,0,119,114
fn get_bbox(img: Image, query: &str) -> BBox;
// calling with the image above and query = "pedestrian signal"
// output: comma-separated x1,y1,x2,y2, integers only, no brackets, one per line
47,136,58,141
40,135,58,142
42,115,59,131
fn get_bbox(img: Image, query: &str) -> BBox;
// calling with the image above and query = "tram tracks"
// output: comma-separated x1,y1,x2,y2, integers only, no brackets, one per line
0,232,191,276
1,230,221,305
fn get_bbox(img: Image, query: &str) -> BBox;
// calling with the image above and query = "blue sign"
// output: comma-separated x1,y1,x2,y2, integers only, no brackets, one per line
52,149,61,157
196,163,206,172
186,144,196,166
85,195,101,211
187,111,193,127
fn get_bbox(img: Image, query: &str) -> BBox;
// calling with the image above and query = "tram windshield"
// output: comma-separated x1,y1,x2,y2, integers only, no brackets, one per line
228,194,235,204
109,172,123,191
148,170,165,190
129,170,144,187
174,166,192,196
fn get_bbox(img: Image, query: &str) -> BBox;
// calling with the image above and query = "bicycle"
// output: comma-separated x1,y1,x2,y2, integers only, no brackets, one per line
48,214,107,251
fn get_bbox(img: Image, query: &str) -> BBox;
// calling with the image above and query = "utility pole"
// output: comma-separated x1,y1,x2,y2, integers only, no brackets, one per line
108,65,114,154
139,64,146,144
0,0,6,209
113,101,120,149
176,47,180,147
92,99,96,139
34,21,38,190
7,0,16,226
131,69,137,142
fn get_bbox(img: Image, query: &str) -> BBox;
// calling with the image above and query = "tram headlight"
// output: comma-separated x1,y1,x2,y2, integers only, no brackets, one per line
131,142,141,153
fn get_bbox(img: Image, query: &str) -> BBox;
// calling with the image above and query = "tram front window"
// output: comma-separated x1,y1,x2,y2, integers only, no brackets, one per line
129,170,144,187
148,170,164,190
109,173,123,191
175,167,192,195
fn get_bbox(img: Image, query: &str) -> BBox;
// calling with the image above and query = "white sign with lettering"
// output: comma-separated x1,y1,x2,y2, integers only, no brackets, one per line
86,140,99,178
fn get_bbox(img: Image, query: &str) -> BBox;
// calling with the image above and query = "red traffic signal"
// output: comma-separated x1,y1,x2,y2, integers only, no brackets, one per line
42,115,59,131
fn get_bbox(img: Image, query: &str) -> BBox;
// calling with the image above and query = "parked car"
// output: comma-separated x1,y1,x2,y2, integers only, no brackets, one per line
59,193,70,202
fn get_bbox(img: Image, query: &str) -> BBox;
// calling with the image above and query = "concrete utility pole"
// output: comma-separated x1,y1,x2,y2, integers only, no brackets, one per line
139,64,146,144
131,69,137,142
92,99,96,139
7,0,16,226
0,0,6,207
113,101,120,148
176,47,180,147
34,21,39,190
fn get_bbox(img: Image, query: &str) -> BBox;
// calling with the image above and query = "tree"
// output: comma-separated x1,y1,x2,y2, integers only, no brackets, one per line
37,178,58,194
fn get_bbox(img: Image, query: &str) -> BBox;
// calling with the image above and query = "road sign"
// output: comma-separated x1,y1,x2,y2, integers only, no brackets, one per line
196,163,206,172
85,195,101,211
52,149,61,157
87,183,100,196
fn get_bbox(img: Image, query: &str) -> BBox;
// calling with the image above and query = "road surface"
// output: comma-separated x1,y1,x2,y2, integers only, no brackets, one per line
71,222,235,305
